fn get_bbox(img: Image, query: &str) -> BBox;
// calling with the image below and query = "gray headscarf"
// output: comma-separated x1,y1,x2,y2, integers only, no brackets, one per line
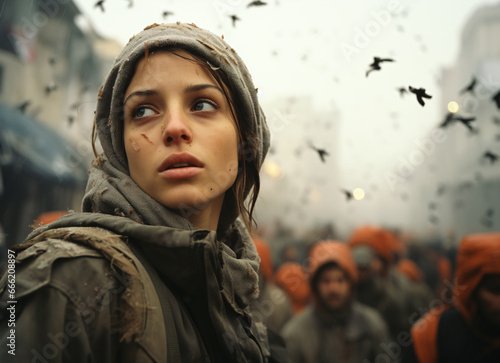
83,22,270,231
20,25,271,360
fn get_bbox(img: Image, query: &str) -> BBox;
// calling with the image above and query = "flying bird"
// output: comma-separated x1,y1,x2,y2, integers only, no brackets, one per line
409,86,432,106
45,82,58,95
481,209,495,228
460,77,477,95
247,0,267,7
309,142,329,162
439,113,476,131
365,57,394,77
397,87,408,97
229,14,240,27
95,0,105,12
48,56,57,66
17,100,31,113
493,90,500,109
484,151,499,164
454,116,477,132
340,189,353,201
439,112,455,128
163,11,173,19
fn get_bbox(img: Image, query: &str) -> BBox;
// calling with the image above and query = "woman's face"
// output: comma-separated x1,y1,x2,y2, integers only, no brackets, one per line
123,50,239,224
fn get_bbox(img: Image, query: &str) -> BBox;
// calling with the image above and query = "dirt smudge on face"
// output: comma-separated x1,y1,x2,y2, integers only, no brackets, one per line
129,138,140,151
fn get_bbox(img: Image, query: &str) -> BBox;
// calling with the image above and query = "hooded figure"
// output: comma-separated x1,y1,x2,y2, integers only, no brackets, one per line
281,240,389,363
408,233,500,363
0,23,286,363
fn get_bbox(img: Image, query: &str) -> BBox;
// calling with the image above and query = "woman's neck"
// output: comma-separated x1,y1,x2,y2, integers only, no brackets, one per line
184,196,224,231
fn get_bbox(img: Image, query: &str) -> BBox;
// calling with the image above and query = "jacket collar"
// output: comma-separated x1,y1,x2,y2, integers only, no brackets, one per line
27,212,260,311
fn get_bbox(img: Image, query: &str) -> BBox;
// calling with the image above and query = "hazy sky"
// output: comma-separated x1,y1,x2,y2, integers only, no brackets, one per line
73,0,497,165
72,0,499,234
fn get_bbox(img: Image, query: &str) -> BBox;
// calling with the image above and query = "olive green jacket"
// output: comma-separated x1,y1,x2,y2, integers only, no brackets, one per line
0,213,276,362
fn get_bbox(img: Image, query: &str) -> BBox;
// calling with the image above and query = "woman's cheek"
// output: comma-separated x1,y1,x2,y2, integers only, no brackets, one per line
128,137,141,152
140,133,154,144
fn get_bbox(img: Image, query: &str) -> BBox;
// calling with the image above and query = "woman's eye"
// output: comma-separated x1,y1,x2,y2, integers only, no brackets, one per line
132,106,156,119
192,100,217,112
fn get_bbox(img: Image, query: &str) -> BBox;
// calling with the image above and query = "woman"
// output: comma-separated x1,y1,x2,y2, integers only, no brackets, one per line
0,23,281,362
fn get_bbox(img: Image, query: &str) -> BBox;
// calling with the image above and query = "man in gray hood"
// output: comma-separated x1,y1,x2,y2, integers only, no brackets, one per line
0,22,286,363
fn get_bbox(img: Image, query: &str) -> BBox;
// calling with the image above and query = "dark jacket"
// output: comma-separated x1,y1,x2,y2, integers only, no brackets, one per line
404,306,500,363
281,303,390,363
0,213,282,362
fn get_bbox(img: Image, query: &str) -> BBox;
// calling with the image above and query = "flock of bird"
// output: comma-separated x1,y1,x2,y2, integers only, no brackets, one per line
14,1,500,229
94,0,268,23
331,54,500,217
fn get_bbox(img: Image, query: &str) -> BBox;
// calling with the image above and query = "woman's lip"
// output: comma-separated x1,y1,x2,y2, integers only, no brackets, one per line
158,152,203,172
159,166,202,179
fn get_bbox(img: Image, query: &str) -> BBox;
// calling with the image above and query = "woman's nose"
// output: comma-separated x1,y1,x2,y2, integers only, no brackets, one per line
162,109,193,145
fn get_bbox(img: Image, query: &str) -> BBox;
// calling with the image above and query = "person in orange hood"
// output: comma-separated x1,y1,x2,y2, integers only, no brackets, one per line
250,238,293,333
275,262,311,314
282,240,390,363
406,232,500,363
350,225,394,276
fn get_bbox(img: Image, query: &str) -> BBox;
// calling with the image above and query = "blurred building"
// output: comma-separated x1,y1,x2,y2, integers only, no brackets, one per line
0,0,121,246
407,3,500,242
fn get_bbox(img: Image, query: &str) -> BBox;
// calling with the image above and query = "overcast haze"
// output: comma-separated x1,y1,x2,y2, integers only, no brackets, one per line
71,0,499,238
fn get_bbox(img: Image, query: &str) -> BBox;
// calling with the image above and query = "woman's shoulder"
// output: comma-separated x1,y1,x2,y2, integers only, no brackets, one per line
0,226,133,307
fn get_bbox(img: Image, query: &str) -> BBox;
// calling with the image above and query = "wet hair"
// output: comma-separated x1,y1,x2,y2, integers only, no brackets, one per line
91,48,261,233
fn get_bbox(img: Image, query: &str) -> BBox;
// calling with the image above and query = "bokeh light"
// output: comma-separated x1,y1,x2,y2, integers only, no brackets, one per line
263,160,283,179
353,188,365,200
448,101,459,113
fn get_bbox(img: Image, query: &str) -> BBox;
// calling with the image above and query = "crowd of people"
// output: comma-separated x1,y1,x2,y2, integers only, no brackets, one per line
251,226,500,362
